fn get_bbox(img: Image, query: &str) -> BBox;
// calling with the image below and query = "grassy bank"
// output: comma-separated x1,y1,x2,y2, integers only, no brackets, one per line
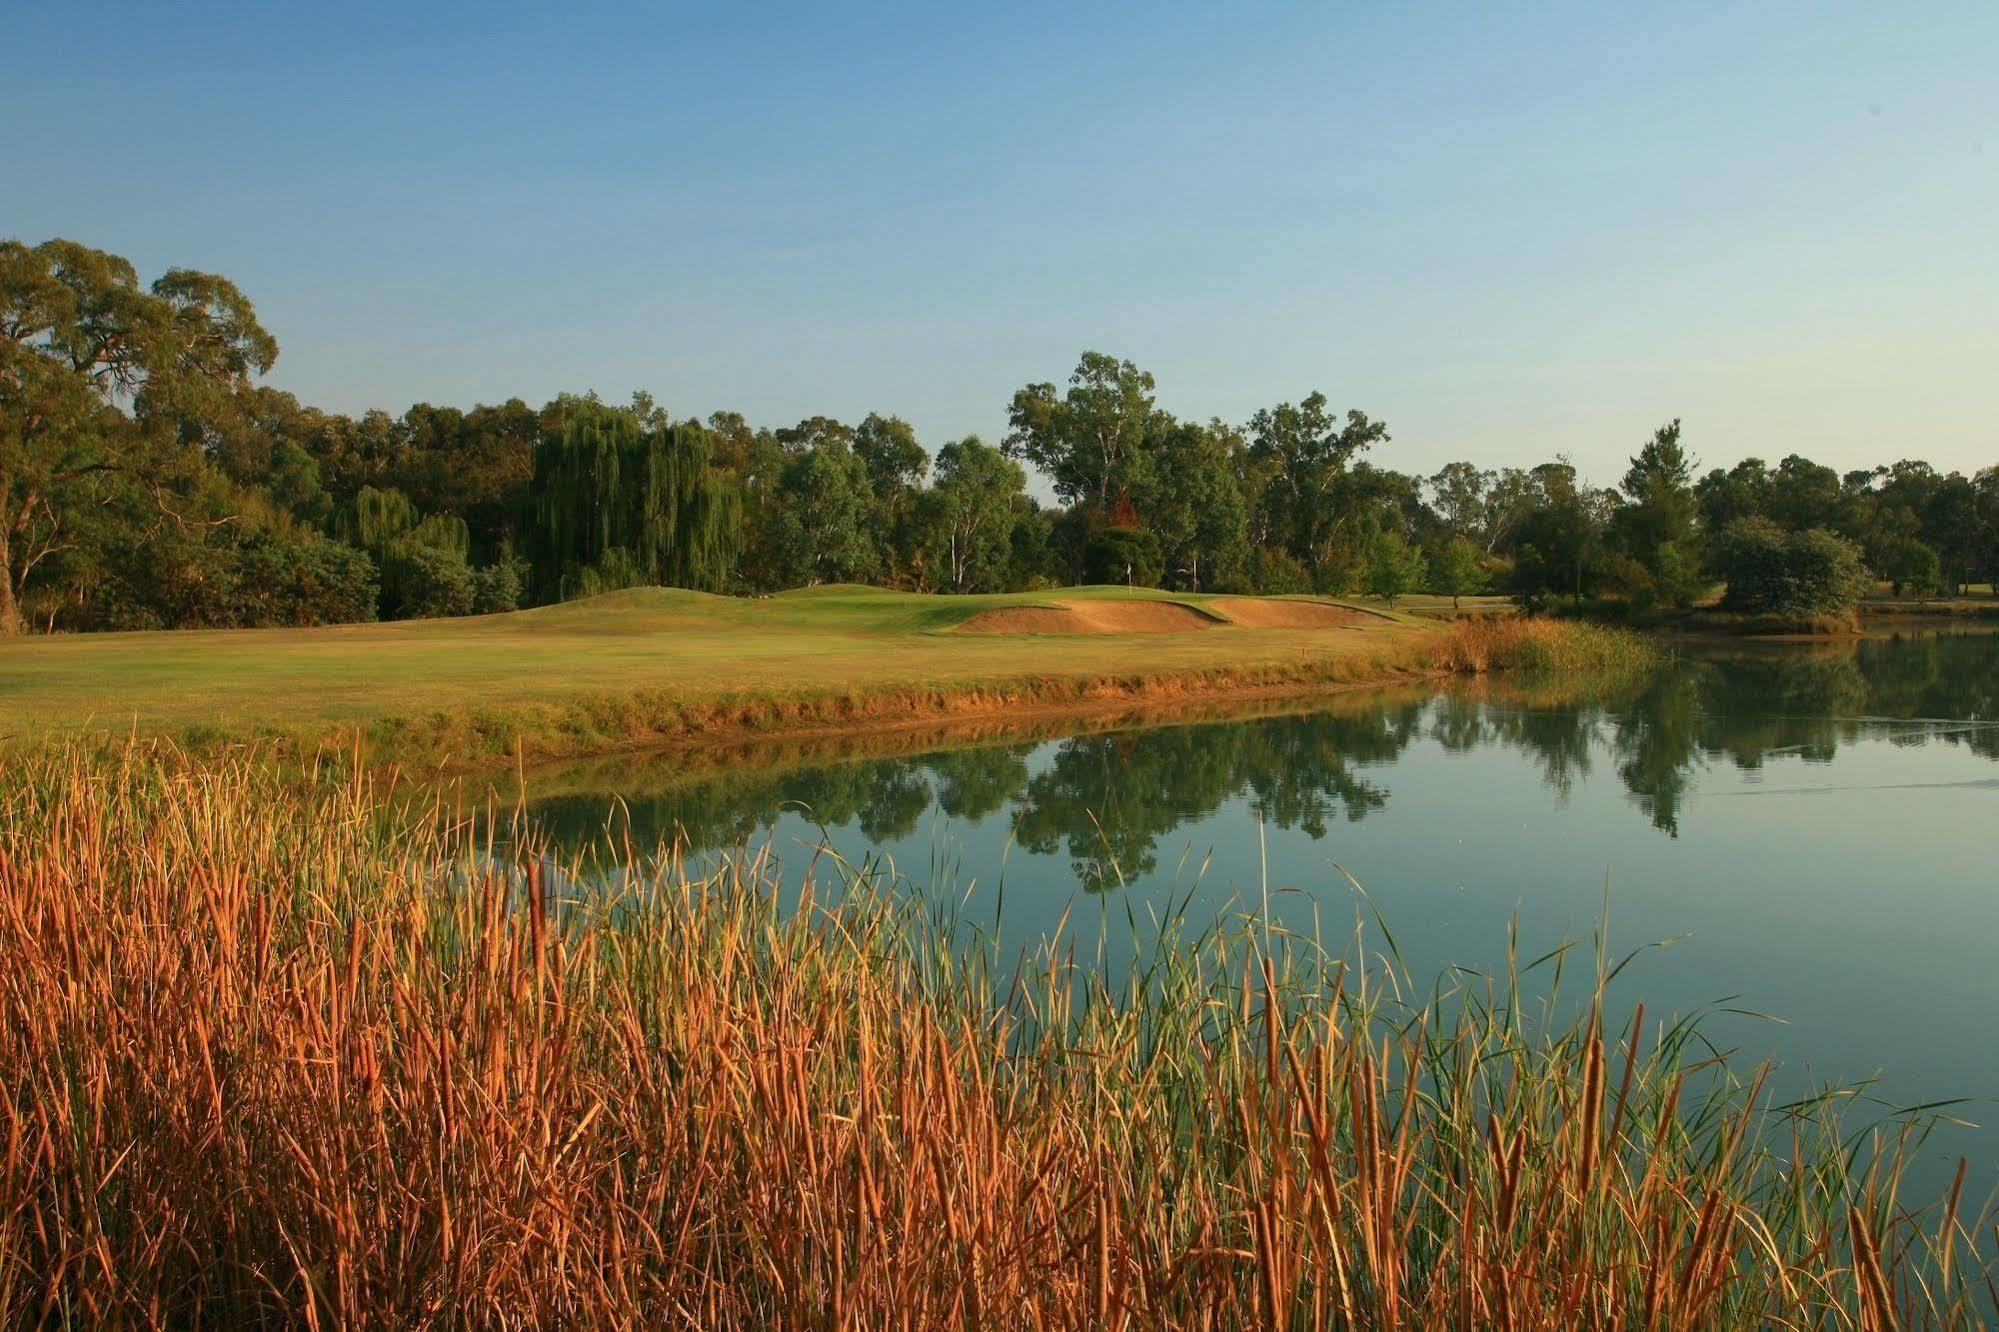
0,586,1634,768
0,746,1980,1327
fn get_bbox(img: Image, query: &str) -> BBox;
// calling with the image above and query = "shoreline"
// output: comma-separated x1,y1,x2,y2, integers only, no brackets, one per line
6,613,1656,773
356,642,1466,773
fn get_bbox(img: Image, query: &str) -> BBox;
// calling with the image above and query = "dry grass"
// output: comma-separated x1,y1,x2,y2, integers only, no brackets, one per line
1,745,1984,1328
1433,616,1663,677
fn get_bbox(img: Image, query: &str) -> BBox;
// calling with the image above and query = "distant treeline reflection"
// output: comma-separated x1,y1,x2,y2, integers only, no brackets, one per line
514,632,1997,882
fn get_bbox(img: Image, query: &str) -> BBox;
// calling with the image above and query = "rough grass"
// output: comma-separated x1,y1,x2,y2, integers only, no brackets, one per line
1432,615,1664,677
0,745,1984,1327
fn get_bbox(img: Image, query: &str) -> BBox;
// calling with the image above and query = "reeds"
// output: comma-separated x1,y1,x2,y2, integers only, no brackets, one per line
1435,616,1663,677
0,744,1985,1327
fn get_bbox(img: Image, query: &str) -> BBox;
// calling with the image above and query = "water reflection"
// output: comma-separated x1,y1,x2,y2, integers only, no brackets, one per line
507,629,1998,872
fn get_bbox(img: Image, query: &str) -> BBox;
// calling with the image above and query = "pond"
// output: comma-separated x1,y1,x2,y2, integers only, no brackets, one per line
503,627,1999,1192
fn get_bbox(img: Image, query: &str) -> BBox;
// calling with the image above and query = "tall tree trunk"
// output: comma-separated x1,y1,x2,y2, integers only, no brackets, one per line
0,514,19,635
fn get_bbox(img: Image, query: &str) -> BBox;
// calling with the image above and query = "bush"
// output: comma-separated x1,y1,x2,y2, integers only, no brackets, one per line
1249,547,1311,595
235,531,379,626
1714,518,1870,616
469,558,525,615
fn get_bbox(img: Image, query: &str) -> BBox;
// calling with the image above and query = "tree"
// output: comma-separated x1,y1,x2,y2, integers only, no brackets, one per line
774,415,855,455
1143,419,1249,591
1509,459,1610,606
1428,537,1489,609
1696,457,1771,535
1364,529,1427,607
771,441,879,585
852,412,927,495
395,397,538,557
1246,392,1390,587
853,412,930,586
1613,419,1702,605
1004,352,1157,517
1427,462,1495,547
1920,472,1983,594
1879,535,1943,600
1713,517,1871,616
523,402,741,600
925,436,1025,592
1083,527,1161,587
0,238,277,633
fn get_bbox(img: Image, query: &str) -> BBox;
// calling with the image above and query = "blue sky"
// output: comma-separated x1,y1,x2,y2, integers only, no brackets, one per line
7,1,1995,484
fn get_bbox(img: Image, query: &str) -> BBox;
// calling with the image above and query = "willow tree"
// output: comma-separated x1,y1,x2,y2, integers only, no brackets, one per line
525,403,740,600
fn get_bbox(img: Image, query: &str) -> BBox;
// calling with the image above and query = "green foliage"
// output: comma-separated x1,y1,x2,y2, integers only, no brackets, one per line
524,403,742,600
1714,517,1872,616
771,440,879,586
89,524,378,631
380,541,475,620
1877,535,1943,599
1142,419,1249,591
924,436,1025,592
468,558,524,615
1249,546,1312,595
234,530,379,626
1613,420,1703,606
1427,536,1489,608
1247,392,1391,584
0,237,278,633
1083,526,1162,587
1509,461,1610,606
1364,529,1427,606
1004,351,1157,516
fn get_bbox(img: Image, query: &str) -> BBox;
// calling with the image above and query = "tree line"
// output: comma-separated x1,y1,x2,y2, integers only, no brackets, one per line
5,237,1996,634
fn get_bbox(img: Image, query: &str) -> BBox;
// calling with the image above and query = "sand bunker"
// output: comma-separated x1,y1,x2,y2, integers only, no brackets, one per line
956,600,1220,635
1205,597,1365,629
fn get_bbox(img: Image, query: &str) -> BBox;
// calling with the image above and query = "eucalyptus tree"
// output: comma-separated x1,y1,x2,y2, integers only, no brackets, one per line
1426,462,1496,547
0,237,276,633
854,412,930,585
1143,418,1249,591
925,435,1025,592
1004,351,1157,518
770,439,878,586
1246,392,1390,588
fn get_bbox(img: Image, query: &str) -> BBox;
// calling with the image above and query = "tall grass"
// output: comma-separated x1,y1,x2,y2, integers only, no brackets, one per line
1437,616,1664,677
0,746,1985,1327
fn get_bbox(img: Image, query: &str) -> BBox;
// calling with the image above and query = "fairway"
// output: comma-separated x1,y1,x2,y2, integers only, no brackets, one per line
1,585,1451,752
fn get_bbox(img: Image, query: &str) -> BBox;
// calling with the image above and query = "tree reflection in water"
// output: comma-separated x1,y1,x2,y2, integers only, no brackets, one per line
510,630,1998,876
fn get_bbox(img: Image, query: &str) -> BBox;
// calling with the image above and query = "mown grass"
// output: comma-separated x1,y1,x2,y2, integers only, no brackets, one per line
0,743,1984,1327
0,586,1650,769
0,585,1426,753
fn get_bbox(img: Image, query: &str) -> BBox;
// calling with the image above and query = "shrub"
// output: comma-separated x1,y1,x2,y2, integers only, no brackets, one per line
235,530,379,626
1249,546,1311,595
1714,518,1870,616
469,557,526,615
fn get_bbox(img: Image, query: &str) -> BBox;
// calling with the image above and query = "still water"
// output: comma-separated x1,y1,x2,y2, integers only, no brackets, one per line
512,628,1999,1187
